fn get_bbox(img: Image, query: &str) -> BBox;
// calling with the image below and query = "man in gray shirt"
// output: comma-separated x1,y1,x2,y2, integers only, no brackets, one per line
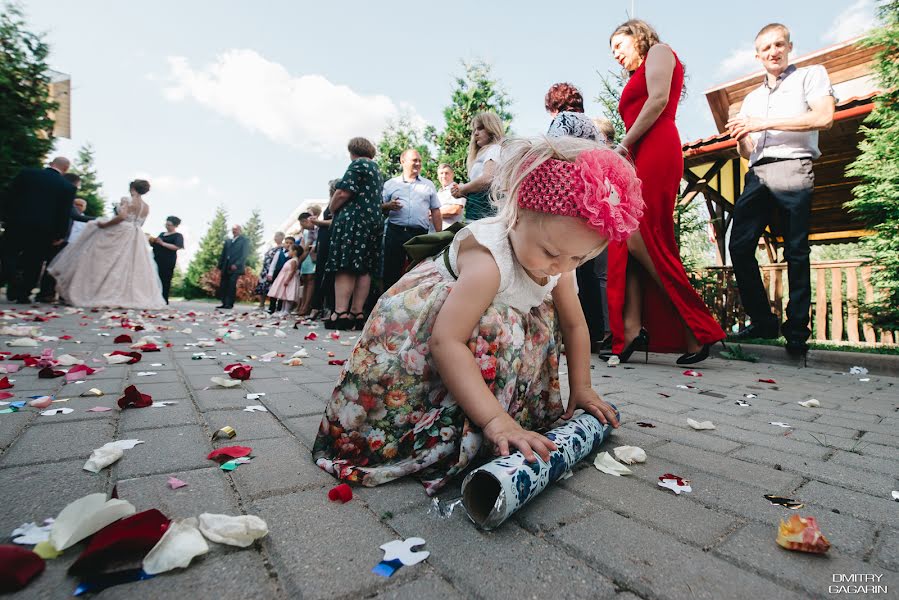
381,149,442,291
726,22,835,356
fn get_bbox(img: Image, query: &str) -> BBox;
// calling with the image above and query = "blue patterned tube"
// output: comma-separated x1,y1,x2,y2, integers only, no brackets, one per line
461,412,614,530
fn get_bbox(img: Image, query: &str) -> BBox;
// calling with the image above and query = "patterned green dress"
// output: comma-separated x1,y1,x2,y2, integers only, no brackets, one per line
325,158,384,274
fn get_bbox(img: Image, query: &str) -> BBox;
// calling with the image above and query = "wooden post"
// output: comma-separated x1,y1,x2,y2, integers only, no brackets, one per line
860,265,876,343
846,267,859,343
830,267,843,342
815,267,827,340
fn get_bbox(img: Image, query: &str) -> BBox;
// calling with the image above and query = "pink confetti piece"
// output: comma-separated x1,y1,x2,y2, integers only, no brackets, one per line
86,406,114,412
167,476,188,490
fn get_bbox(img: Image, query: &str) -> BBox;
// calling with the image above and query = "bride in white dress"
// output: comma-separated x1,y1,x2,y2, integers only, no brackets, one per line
48,179,165,309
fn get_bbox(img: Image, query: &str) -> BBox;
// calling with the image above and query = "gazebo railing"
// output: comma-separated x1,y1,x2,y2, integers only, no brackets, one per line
699,260,897,346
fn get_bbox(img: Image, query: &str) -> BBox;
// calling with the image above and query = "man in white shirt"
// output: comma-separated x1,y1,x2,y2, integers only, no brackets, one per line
434,163,465,230
726,22,835,356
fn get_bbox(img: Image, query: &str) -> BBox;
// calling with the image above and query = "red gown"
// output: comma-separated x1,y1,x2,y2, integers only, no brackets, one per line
608,51,725,354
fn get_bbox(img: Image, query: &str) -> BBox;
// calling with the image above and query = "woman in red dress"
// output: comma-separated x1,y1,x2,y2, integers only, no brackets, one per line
606,20,725,365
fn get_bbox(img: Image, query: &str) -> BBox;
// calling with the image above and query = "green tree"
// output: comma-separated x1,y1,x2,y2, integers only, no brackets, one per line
845,0,899,331
242,208,264,271
431,60,513,182
376,115,436,182
0,2,57,194
182,205,228,299
70,143,105,217
593,70,627,143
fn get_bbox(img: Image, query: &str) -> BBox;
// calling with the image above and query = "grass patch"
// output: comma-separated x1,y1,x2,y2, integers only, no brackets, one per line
720,343,759,363
726,336,899,356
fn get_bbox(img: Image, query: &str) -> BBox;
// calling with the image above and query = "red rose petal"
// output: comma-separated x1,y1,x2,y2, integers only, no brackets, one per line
109,350,142,364
758,378,776,384
0,377,12,390
224,364,253,380
0,545,45,593
117,384,153,409
68,509,170,576
304,332,317,341
328,359,346,366
327,483,353,503
113,334,133,344
38,367,65,379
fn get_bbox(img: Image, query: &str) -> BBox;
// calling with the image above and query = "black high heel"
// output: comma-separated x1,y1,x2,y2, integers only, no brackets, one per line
676,340,726,365
618,328,650,364
351,312,366,331
325,311,352,330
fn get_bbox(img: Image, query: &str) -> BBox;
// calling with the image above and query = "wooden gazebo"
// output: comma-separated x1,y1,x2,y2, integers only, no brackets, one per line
678,38,896,345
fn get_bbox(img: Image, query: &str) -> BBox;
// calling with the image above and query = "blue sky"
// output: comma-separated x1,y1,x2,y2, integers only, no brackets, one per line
22,0,878,265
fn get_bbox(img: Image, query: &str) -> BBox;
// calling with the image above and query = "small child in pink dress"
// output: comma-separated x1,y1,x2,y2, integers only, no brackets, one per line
267,243,301,315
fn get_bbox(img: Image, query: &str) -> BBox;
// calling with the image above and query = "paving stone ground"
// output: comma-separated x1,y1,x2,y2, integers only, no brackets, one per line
0,299,896,599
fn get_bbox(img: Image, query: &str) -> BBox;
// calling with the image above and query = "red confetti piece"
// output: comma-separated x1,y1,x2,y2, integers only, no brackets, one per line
0,377,12,390
758,378,776,384
682,370,702,377
659,473,689,485
328,359,346,366
113,334,133,344
206,446,252,463
38,367,65,379
0,391,14,400
327,483,353,503
117,385,153,409
109,350,142,364
60,335,72,340
304,332,318,341
136,344,160,352
329,332,340,340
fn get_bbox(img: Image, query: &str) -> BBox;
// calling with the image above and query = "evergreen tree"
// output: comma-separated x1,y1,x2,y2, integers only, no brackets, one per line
242,208,264,271
182,206,228,299
593,70,627,143
0,2,57,193
431,60,513,182
845,0,899,331
377,116,436,182
70,143,105,216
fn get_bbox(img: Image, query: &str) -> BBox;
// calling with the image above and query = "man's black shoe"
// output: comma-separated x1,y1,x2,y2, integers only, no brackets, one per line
732,322,779,341
785,339,809,356
15,298,31,304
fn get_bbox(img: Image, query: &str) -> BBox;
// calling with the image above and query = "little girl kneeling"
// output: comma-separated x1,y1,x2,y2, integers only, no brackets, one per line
313,136,644,495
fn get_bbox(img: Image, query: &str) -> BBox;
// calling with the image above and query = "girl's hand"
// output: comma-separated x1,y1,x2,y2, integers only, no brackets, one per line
482,413,557,463
562,386,619,428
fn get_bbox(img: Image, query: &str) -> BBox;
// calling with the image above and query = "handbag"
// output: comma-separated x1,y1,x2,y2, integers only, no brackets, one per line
402,222,465,276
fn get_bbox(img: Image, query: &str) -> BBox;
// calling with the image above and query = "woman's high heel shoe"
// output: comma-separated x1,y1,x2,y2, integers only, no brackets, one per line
618,328,650,364
676,340,726,365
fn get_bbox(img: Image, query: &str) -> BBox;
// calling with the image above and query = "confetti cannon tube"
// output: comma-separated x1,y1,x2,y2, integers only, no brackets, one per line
461,411,615,530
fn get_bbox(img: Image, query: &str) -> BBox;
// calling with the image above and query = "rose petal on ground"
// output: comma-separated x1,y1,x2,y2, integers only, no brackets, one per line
592,452,632,476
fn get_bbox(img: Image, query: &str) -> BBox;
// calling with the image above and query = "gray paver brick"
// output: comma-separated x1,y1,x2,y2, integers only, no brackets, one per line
714,522,885,598
226,436,334,499
112,424,211,478
116,467,240,518
258,390,325,419
371,571,465,599
729,444,897,498
390,509,618,600
0,420,114,466
550,509,805,600
561,466,739,547
251,489,396,600
826,448,899,478
204,408,290,442
650,442,802,490
118,399,199,432
874,528,899,572
797,480,899,528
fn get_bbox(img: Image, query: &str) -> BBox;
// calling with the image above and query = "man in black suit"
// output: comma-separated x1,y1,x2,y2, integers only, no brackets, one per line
217,224,250,309
1,157,78,303
38,173,91,302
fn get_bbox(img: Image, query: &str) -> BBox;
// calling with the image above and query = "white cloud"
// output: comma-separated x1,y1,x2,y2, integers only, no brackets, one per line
823,0,878,43
716,46,759,78
162,49,424,158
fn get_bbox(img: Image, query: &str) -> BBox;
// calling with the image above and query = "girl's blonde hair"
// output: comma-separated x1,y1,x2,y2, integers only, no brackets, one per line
466,112,505,173
488,136,606,232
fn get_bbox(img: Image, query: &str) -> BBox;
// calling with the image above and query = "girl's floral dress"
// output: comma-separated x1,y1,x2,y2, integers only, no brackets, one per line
313,219,567,495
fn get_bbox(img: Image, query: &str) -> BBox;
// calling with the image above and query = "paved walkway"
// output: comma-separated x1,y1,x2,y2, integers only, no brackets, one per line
0,300,896,599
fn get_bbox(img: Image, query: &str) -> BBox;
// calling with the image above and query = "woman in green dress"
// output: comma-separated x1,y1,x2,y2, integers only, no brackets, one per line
450,111,505,221
325,137,384,330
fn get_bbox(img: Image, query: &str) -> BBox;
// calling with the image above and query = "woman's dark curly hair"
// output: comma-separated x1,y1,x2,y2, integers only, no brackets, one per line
545,82,585,114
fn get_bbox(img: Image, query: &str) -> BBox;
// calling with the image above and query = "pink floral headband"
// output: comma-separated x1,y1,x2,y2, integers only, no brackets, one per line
516,149,644,241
